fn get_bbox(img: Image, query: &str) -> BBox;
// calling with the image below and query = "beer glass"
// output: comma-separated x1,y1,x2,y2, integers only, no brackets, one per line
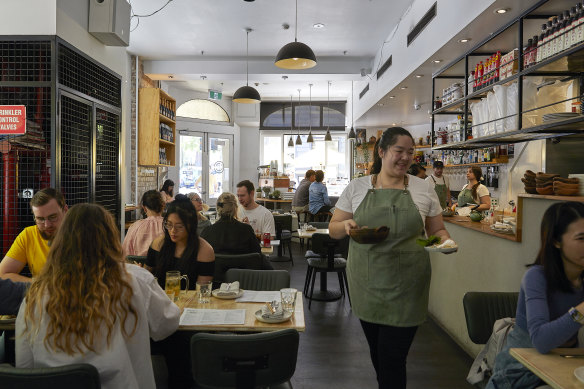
165,271,189,302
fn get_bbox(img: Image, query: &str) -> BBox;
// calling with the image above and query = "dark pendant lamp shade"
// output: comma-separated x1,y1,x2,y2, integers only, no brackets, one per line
295,134,302,145
275,41,317,69
233,85,261,104
325,129,332,142
348,126,356,139
307,132,314,143
288,136,294,147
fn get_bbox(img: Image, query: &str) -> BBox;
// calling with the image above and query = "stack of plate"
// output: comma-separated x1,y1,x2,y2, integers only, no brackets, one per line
569,174,584,196
281,192,295,200
542,112,582,122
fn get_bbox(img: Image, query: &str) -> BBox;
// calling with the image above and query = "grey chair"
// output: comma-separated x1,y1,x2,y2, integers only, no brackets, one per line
273,214,293,264
463,291,519,344
213,253,264,289
191,329,299,389
0,363,100,389
225,269,290,291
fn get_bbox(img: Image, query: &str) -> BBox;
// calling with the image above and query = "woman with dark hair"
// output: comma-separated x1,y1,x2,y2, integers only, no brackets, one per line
16,204,180,388
329,127,454,389
454,166,491,211
123,190,165,257
407,163,427,179
487,202,584,388
160,179,175,203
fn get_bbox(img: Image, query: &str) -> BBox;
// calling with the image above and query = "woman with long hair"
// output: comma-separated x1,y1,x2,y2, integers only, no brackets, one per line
160,179,175,203
455,166,491,211
187,192,212,235
329,127,454,389
123,190,165,257
487,202,584,388
16,204,180,389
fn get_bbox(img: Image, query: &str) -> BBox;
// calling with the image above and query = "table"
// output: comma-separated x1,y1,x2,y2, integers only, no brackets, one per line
510,348,584,389
255,198,292,210
175,290,305,333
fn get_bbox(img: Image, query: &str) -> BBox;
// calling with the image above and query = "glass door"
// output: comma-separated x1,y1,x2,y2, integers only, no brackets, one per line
207,134,232,204
179,132,204,197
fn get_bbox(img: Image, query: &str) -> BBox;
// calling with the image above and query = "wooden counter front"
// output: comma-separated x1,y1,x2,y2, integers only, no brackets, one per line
443,215,520,242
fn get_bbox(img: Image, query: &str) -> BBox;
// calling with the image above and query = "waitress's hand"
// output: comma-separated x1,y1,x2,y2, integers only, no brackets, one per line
343,219,359,235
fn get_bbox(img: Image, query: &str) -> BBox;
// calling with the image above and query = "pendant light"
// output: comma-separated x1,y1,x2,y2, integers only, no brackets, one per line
325,81,332,142
288,95,294,147
307,83,314,143
348,81,356,139
275,0,317,69
295,89,302,145
233,28,261,104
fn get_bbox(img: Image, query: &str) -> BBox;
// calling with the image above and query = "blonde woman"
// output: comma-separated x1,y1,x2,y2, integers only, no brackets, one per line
16,204,180,389
187,192,212,235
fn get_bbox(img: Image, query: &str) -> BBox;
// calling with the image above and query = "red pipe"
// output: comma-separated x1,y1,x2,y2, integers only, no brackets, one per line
2,151,18,255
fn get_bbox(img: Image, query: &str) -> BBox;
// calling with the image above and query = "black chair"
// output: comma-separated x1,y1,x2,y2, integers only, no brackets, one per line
273,214,293,265
463,291,519,344
297,221,329,251
225,269,290,291
0,363,100,389
126,255,147,265
213,253,264,289
305,233,350,309
190,329,299,389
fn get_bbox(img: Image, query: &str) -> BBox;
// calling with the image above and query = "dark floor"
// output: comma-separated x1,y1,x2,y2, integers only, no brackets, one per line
270,242,474,389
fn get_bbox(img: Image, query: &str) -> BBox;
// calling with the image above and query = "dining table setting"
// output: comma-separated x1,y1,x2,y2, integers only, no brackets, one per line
510,347,584,389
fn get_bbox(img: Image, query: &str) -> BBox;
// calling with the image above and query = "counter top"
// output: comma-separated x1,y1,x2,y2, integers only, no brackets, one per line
443,215,519,242
518,193,584,202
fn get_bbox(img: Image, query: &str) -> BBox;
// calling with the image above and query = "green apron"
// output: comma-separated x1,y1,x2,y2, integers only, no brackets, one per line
457,187,476,207
430,175,448,209
347,175,431,327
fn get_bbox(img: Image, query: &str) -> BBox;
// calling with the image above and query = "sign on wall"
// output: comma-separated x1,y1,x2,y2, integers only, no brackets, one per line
209,90,222,100
0,105,26,135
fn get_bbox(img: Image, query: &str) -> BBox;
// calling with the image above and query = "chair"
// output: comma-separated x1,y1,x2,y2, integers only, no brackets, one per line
273,214,293,265
126,255,147,265
463,291,519,344
298,221,329,251
305,233,350,309
191,329,299,389
225,269,290,291
0,363,100,389
213,253,264,289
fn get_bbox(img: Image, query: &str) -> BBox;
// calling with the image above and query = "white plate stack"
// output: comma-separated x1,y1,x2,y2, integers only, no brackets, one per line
281,192,295,200
568,174,584,196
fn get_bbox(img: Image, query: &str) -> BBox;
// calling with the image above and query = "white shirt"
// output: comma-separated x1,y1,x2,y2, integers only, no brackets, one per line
461,183,490,203
335,174,442,227
16,264,180,389
237,204,276,236
426,174,450,189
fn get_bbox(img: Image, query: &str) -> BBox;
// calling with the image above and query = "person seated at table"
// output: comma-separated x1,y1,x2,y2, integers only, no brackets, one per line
309,170,332,216
292,169,316,216
0,278,27,315
486,201,584,389
0,188,68,282
236,180,275,238
453,166,491,211
201,192,261,256
160,179,175,203
145,199,215,290
187,192,212,235
123,190,165,257
16,203,180,389
407,163,427,179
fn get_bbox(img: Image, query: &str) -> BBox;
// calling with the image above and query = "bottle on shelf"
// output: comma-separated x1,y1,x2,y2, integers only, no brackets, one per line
536,23,546,63
434,96,442,110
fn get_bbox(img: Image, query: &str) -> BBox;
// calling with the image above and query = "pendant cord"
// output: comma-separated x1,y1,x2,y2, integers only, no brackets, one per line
295,0,298,42
298,89,301,136
351,81,354,127
309,84,312,131
246,30,249,86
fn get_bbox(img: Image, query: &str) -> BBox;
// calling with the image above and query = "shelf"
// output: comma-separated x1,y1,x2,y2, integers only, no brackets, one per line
518,193,584,202
415,145,431,149
159,114,176,125
432,98,465,114
139,88,176,167
159,139,175,146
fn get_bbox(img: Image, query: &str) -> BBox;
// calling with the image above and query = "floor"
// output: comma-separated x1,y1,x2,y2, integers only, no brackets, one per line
270,242,474,389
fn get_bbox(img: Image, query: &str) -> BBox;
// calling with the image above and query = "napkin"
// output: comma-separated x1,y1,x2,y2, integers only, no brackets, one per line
216,281,240,296
436,239,457,249
261,301,284,319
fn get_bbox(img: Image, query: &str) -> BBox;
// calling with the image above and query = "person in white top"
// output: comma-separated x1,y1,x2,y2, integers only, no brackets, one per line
454,166,491,211
426,160,451,209
236,180,275,238
16,203,180,389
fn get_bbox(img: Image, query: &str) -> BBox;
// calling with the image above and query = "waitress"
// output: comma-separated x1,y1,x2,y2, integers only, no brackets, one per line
330,127,454,389
455,166,491,211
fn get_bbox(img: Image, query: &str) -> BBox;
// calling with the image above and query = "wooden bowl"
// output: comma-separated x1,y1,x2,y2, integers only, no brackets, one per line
524,186,537,194
536,186,554,195
349,226,390,244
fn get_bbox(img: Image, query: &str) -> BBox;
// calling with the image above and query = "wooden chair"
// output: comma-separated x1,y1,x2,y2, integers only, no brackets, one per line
462,291,519,344
225,269,290,291
0,363,100,389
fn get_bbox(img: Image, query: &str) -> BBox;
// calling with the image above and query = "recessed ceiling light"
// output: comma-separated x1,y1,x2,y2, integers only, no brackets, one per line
415,74,423,78
494,7,510,14
433,59,442,63
313,23,325,29
400,86,407,90
378,103,384,106
459,38,471,43
389,96,395,99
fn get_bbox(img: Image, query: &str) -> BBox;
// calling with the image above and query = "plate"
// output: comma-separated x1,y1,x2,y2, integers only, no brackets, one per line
254,309,292,324
212,289,244,299
574,366,584,384
0,315,16,323
424,245,458,253
490,226,515,235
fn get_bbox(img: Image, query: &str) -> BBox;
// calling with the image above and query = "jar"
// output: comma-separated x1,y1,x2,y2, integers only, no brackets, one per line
571,101,581,113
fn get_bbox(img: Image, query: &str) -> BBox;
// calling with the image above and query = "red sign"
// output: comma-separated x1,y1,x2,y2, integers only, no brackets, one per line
0,105,26,135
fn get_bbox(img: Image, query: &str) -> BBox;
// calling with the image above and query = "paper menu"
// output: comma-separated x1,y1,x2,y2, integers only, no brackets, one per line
236,290,281,303
180,309,246,326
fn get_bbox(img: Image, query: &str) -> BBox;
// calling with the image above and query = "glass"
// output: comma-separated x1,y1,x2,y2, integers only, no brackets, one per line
164,222,185,232
280,288,297,314
165,271,188,302
179,134,203,195
197,280,212,303
34,214,59,225
208,136,231,201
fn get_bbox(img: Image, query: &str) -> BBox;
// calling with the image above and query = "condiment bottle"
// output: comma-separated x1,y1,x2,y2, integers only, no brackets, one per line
536,24,546,63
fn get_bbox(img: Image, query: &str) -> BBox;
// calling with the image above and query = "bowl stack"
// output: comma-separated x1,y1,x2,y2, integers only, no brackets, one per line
569,174,584,195
554,177,580,196
535,172,559,195
521,170,536,194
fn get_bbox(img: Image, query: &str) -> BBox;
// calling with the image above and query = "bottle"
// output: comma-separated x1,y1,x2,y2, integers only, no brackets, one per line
434,96,442,109
494,51,501,82
536,24,546,63
563,10,571,51
568,7,577,48
543,19,553,60
468,71,475,94
473,63,479,92
578,4,584,44
523,39,533,69
477,61,483,90
529,36,538,67
557,14,565,53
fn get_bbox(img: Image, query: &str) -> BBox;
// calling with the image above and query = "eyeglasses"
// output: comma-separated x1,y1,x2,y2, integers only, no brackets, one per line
192,198,203,203
164,222,185,232
34,214,59,225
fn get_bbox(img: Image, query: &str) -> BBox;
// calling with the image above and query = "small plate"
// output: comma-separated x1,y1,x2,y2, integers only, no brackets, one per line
212,289,244,299
424,245,458,253
574,366,584,384
0,315,16,323
254,309,292,324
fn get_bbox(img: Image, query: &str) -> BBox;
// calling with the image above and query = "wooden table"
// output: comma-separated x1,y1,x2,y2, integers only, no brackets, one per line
175,290,305,333
510,348,584,389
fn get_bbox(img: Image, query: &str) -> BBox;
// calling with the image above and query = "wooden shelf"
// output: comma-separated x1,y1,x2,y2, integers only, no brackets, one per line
139,88,176,166
518,193,584,202
443,216,519,242
415,145,431,149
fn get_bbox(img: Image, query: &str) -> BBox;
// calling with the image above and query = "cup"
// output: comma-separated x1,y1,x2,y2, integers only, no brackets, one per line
197,280,212,304
280,288,297,314
165,271,189,302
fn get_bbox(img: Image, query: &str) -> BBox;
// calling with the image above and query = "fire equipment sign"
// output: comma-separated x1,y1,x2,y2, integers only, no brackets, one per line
0,105,26,134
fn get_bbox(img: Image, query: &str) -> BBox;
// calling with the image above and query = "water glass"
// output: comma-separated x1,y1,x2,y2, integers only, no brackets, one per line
165,271,189,302
197,280,212,304
280,288,297,313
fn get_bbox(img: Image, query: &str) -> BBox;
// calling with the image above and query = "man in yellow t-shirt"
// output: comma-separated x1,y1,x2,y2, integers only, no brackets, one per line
0,188,68,282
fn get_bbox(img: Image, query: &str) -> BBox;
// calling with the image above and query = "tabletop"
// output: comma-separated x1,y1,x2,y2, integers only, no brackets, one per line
175,290,305,333
255,198,292,203
510,348,584,389
297,228,329,239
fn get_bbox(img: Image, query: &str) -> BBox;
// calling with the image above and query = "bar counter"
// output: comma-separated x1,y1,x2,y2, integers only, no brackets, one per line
442,215,519,242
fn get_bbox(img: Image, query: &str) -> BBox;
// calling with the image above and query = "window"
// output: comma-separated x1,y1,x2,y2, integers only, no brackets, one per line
176,99,230,122
262,136,282,170
260,101,345,131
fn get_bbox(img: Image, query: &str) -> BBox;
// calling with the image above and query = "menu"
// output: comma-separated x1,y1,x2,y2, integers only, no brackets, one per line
180,309,246,326
236,290,281,303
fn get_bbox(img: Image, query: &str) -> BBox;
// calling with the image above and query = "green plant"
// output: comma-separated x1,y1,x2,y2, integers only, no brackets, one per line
262,186,272,197
272,190,281,199
256,187,262,192
360,142,370,163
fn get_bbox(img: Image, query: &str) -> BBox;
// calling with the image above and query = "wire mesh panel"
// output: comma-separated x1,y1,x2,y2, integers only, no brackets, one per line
0,40,52,83
95,108,119,223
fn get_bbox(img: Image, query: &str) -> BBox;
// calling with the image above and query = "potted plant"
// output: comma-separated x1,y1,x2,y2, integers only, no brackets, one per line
272,190,281,200
256,187,262,198
262,186,272,199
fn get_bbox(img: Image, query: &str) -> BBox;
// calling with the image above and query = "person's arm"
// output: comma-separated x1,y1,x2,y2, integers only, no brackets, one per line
138,268,180,341
15,301,34,368
475,194,491,211
329,208,358,239
0,256,30,283
196,238,215,283
425,215,451,243
0,278,27,315
265,212,276,237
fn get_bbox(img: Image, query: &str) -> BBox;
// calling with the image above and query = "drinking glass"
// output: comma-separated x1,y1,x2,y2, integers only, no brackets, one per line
197,280,212,303
280,288,297,314
165,271,189,302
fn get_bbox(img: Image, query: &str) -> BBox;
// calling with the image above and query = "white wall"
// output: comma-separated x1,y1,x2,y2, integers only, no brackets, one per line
0,0,57,35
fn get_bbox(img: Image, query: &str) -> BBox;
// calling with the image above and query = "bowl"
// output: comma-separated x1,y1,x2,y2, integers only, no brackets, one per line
349,226,389,244
442,209,455,217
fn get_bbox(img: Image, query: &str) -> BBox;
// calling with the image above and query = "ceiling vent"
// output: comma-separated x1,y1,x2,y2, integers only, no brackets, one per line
376,55,392,80
407,2,437,47
359,84,369,100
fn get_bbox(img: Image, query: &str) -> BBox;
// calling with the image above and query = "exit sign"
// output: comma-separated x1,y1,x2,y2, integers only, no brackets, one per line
209,90,222,100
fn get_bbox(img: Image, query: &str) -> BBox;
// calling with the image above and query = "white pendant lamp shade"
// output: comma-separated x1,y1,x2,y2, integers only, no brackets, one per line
234,28,261,104
275,0,317,70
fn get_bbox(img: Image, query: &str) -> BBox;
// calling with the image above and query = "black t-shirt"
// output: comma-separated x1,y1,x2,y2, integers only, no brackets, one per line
146,246,214,290
200,218,261,255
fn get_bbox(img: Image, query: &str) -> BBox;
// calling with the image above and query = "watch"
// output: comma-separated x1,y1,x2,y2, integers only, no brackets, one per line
569,307,584,325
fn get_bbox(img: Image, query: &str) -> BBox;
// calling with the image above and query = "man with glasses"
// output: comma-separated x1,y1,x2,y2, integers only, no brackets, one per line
0,188,68,282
